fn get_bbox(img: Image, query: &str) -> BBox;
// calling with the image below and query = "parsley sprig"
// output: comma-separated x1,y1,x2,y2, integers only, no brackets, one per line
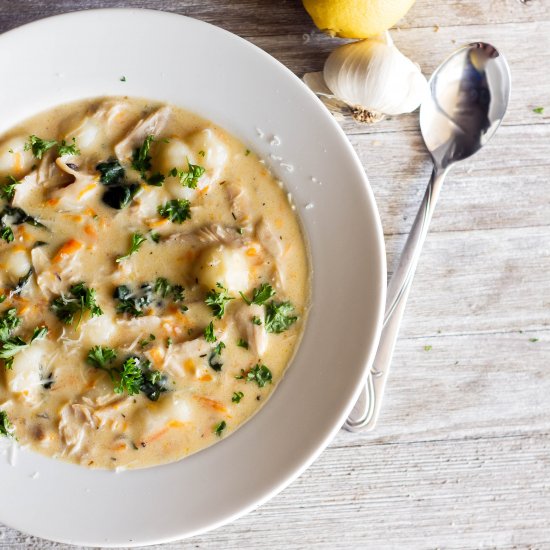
169,160,205,189
240,283,276,306
236,364,273,387
265,301,298,333
205,282,234,319
0,411,14,438
0,176,21,202
116,233,147,262
51,282,103,325
158,199,191,223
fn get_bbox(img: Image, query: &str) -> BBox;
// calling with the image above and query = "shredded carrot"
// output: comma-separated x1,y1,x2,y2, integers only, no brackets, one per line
17,226,32,243
194,395,227,413
67,214,83,223
199,374,213,382
168,420,186,429
83,207,96,217
83,223,97,238
52,239,82,263
147,217,169,228
13,152,22,173
184,358,196,376
275,218,283,229
77,183,96,201
199,185,209,195
46,198,60,207
112,442,127,452
149,347,164,366
11,244,26,253
246,247,257,257
147,426,170,443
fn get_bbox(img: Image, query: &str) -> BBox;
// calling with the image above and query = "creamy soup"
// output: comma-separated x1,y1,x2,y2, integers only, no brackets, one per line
0,97,309,469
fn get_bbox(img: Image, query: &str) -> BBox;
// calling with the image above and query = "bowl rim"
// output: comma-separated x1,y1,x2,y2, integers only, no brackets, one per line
0,8,386,546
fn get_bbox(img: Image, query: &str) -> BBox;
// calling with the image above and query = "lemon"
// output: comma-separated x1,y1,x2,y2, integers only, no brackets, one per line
302,0,416,39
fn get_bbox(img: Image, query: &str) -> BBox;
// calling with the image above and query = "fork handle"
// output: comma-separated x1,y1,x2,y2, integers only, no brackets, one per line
344,166,448,432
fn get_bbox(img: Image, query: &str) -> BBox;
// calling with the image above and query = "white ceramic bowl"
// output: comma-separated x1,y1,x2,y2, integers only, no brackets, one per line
0,9,386,546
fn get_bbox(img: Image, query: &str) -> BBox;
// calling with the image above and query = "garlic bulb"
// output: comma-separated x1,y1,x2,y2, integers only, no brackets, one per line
304,32,428,123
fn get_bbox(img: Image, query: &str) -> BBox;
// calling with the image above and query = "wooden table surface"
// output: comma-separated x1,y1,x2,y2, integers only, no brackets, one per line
1,1,549,548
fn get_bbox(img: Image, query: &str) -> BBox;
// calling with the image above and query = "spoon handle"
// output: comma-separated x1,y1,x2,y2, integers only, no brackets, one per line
344,166,448,432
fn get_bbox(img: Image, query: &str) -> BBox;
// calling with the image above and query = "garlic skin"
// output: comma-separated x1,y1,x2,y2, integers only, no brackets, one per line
306,32,428,123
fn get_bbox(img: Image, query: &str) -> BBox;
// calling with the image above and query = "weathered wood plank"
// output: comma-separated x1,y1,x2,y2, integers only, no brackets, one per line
351,122,550,238
384,225,550,337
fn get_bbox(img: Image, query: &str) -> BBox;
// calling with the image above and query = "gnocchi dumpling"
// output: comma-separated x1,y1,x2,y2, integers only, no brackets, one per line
0,136,34,179
187,128,228,184
134,392,192,439
6,340,54,404
0,246,31,283
195,245,250,293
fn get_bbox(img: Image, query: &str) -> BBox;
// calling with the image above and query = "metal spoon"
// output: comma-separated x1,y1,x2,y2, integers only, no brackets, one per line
344,42,511,432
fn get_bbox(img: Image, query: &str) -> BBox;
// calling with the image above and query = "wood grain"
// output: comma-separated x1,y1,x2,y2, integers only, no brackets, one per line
1,0,549,548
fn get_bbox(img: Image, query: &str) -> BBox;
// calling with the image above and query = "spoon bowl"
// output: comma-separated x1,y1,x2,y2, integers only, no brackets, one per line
420,42,511,169
345,42,510,432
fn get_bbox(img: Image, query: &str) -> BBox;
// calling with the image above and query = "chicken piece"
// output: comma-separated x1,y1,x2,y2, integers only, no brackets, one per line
225,182,253,227
58,401,96,455
114,106,171,160
256,218,286,289
155,337,211,378
31,241,83,297
234,303,267,357
0,246,31,285
47,157,100,211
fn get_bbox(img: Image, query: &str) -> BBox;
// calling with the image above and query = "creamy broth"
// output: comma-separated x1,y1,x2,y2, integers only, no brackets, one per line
0,97,309,469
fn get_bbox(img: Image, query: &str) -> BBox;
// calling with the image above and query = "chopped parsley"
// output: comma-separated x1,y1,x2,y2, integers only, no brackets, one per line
264,301,297,333
208,341,225,371
204,321,216,343
0,224,13,243
114,283,153,317
86,345,117,370
424,345,432,351
245,149,250,156
96,158,140,209
139,334,156,348
0,336,28,368
237,364,272,387
116,232,147,262
1,205,47,229
0,175,21,202
529,337,539,343
251,316,262,326
120,76,127,82
97,158,125,186
240,283,275,306
30,326,48,342
12,268,33,295
58,137,80,156
114,357,143,395
24,135,57,159
237,338,249,349
0,411,13,438
169,160,205,189
158,199,191,223
533,107,544,114
232,391,244,403
149,231,160,243
213,420,226,437
0,308,21,341
154,277,184,302
205,282,234,319
132,135,155,175
51,282,103,325
102,183,140,209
